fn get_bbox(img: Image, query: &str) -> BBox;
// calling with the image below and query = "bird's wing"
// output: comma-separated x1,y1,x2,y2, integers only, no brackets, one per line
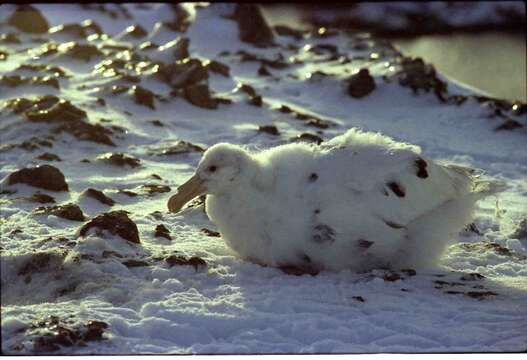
310,131,475,239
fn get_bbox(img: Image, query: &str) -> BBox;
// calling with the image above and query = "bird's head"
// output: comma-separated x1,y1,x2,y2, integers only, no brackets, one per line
167,143,253,213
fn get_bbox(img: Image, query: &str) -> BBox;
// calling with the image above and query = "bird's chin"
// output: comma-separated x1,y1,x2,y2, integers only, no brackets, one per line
167,174,206,213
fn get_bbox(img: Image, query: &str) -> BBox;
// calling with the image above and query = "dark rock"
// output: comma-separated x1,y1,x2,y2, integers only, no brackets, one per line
279,105,293,113
132,85,155,109
0,33,21,44
445,290,464,295
33,326,77,352
460,273,485,281
258,125,280,136
54,121,115,146
434,280,465,288
446,94,468,106
18,252,62,276
151,174,162,180
239,83,258,97
141,184,171,195
511,218,527,239
50,23,87,39
36,153,61,161
78,210,140,244
463,222,483,236
183,84,218,109
217,97,234,105
149,211,164,220
60,42,103,62
122,259,149,267
495,119,523,131
149,119,164,127
248,95,263,107
38,42,59,58
5,95,57,114
111,85,129,95
465,291,497,299
119,190,138,197
383,271,401,282
231,4,275,47
201,228,220,237
34,203,85,221
97,152,140,168
278,104,333,129
387,181,406,197
165,255,207,271
347,68,376,98
168,37,190,60
102,250,123,258
83,320,108,342
31,317,107,352
13,97,113,147
125,24,147,38
7,165,69,191
352,296,365,302
0,189,17,195
292,133,323,145
279,265,319,276
28,192,56,204
237,50,288,69
205,60,230,77
308,43,338,56
82,188,115,206
16,64,69,78
7,5,49,33
401,268,416,276
273,25,305,40
50,22,101,39
303,117,331,129
155,224,172,240
25,99,86,123
257,64,271,76
396,57,448,99
155,141,205,156
139,41,158,50
164,3,191,32
15,137,54,151
156,58,208,88
0,75,60,89
511,102,526,116
461,241,525,259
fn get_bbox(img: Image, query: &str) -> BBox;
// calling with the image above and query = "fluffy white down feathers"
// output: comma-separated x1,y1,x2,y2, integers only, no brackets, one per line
168,128,503,272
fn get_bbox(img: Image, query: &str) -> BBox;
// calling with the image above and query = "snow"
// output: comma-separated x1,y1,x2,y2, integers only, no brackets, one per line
1,3,527,355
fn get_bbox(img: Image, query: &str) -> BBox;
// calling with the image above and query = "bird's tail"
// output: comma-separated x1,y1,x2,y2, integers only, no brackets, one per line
445,163,508,198
472,179,508,196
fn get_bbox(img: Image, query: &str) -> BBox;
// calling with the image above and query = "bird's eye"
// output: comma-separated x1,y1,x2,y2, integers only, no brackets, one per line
208,165,217,173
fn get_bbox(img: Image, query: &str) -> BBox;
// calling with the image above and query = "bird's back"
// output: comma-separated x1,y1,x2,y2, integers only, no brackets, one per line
290,129,479,271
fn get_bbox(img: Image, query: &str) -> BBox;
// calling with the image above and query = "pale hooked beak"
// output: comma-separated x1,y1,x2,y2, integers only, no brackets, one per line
167,173,206,213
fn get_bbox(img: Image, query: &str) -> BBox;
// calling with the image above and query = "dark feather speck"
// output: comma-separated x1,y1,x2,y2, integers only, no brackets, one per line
387,181,405,197
415,158,429,178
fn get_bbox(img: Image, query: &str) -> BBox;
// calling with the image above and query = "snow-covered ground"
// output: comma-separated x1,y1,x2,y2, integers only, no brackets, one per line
1,3,526,354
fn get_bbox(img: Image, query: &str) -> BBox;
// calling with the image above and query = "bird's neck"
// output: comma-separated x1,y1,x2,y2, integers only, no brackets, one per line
247,160,273,192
